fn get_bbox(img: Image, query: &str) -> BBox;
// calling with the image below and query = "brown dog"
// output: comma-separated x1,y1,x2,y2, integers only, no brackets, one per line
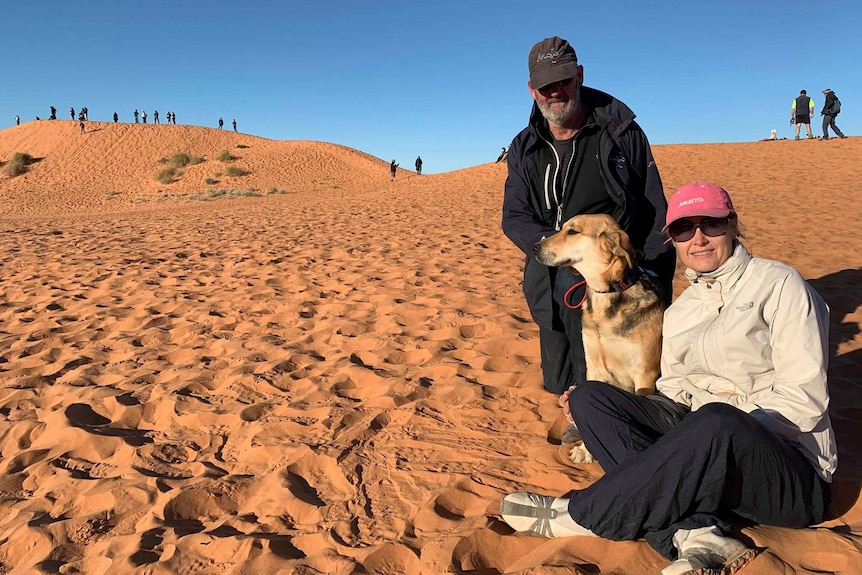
534,214,666,462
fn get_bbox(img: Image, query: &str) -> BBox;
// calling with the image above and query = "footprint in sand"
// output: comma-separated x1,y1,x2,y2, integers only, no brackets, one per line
54,456,121,479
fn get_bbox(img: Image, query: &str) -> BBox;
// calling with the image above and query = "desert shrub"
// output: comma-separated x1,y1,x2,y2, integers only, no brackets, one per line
267,187,287,194
3,152,34,177
105,190,118,200
157,166,178,184
228,189,259,197
236,144,249,149
224,166,248,177
207,189,228,199
161,153,204,167
217,150,236,162
205,177,218,185
3,161,27,177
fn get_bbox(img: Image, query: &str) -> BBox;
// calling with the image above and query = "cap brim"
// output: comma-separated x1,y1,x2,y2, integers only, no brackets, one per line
661,208,733,232
531,62,578,90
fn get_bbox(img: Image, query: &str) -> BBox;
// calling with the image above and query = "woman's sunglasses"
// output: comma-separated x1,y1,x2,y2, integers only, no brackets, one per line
668,217,731,243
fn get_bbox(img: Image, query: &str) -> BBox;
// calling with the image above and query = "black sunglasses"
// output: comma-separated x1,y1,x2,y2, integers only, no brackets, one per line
538,78,573,93
668,217,731,242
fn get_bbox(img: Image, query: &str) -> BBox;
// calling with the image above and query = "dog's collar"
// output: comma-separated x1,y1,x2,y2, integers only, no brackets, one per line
590,266,644,294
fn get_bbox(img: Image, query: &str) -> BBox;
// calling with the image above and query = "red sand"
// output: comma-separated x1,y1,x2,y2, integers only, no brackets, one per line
0,121,859,574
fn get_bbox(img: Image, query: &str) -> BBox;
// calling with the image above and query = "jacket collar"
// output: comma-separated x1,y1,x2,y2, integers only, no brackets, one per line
684,242,752,292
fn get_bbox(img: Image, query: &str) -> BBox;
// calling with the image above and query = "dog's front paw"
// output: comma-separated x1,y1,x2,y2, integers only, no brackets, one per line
568,442,596,464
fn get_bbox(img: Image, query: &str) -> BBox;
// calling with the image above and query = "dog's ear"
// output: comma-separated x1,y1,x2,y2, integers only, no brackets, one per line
601,229,635,270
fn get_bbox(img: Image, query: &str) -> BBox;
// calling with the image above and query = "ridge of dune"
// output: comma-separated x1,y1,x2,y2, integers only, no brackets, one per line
0,121,403,217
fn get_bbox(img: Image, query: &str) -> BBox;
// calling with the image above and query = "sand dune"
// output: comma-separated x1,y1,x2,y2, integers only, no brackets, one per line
0,122,860,574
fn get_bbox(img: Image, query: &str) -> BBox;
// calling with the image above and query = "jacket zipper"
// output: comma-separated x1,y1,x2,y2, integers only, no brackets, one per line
540,134,576,231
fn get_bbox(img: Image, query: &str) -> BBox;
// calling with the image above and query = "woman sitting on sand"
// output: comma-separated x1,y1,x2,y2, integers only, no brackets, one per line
500,182,836,575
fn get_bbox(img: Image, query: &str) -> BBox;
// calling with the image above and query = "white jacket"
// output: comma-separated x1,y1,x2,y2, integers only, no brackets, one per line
657,243,837,481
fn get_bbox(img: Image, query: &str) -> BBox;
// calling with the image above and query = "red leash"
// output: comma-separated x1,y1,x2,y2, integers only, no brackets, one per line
563,279,588,309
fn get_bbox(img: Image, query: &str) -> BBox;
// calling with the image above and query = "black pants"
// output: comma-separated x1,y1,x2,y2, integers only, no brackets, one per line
566,381,831,558
538,324,586,395
538,271,588,394
822,114,844,138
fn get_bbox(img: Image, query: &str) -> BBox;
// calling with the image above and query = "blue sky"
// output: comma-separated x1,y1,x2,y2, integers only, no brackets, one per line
2,0,860,174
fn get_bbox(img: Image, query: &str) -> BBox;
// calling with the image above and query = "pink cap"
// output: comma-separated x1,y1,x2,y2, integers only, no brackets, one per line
663,182,736,232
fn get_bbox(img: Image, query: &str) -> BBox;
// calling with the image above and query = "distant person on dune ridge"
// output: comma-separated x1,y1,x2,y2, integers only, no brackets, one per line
218,117,224,129
502,35,675,400
154,110,160,124
15,115,20,126
791,90,814,139
820,88,845,140
134,109,139,123
49,106,57,120
390,159,399,181
142,111,147,124
113,112,118,123
70,107,75,120
496,146,508,162
232,118,237,132
79,120,85,134
415,155,422,175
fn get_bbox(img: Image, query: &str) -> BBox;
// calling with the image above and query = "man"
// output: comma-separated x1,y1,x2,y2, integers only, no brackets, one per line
820,88,846,140
502,36,675,396
791,90,814,139
415,156,423,175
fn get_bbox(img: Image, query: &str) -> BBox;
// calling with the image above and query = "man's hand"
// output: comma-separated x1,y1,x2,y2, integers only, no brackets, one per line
559,385,576,423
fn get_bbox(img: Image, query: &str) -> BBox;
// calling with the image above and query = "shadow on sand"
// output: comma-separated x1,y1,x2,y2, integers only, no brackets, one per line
809,267,862,518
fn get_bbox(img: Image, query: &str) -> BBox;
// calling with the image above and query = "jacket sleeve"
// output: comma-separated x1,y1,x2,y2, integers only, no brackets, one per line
735,274,830,436
501,138,556,255
627,126,676,296
663,274,830,438
654,307,693,405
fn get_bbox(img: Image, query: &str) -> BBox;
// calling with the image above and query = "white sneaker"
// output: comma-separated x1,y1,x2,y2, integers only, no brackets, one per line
661,526,756,575
499,492,596,538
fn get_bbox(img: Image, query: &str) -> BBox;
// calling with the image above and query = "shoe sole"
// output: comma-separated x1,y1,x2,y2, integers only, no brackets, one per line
723,547,758,574
500,494,563,537
672,547,758,575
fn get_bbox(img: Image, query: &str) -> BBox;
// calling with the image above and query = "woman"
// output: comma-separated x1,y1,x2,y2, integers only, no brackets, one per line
500,182,836,575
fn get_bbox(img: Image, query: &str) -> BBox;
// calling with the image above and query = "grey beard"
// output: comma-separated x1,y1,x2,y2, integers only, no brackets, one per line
538,98,578,126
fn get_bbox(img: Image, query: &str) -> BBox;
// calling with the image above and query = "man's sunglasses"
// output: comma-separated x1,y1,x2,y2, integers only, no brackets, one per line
538,78,573,93
667,217,731,242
